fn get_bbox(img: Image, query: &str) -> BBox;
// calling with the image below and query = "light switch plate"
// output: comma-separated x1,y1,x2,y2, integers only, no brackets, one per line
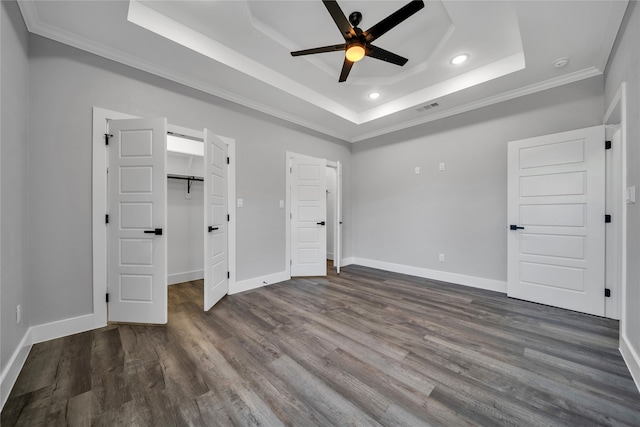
279,200,284,209
414,166,420,174
237,198,244,208
439,163,445,171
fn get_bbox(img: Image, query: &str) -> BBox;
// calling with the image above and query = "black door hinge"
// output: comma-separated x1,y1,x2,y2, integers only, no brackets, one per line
605,140,612,150
605,214,612,223
227,157,230,165
227,271,230,279
227,214,230,222
106,293,110,303
605,288,611,298
105,133,113,145
105,214,109,224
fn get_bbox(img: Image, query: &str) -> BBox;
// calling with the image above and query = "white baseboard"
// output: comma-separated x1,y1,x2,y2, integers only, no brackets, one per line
229,270,290,295
168,270,204,285
350,257,507,293
1,329,33,410
1,313,106,411
30,313,105,345
341,256,355,267
327,252,334,261
620,333,640,393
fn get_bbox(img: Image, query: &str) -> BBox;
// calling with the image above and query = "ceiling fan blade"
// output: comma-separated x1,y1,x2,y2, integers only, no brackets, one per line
323,0,356,39
339,59,354,82
364,0,425,42
366,45,408,66
291,44,346,57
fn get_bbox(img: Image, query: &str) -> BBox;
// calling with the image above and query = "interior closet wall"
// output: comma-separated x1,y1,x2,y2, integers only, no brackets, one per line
167,178,204,285
166,149,205,285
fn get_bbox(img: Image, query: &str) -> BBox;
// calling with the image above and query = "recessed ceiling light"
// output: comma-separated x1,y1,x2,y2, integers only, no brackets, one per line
450,54,469,65
368,92,381,100
553,57,570,68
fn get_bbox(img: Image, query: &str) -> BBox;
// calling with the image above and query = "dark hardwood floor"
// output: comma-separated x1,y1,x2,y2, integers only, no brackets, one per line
3,264,640,426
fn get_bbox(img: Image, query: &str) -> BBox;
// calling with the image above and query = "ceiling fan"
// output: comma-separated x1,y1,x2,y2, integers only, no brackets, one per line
290,0,425,82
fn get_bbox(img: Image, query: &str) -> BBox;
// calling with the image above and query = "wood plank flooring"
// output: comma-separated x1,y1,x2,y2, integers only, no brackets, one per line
3,264,640,426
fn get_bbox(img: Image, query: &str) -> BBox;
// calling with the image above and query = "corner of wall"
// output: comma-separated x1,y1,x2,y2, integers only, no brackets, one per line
620,333,640,393
1,312,105,411
0,329,32,411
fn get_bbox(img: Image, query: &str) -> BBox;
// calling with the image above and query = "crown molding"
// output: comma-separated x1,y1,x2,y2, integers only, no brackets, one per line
13,1,612,145
16,1,353,142
351,66,603,143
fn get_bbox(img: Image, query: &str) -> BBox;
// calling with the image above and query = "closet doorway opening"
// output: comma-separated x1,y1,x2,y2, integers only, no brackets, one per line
92,107,236,325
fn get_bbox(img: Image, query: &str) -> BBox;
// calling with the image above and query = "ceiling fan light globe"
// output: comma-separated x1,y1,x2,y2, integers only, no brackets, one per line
346,45,366,62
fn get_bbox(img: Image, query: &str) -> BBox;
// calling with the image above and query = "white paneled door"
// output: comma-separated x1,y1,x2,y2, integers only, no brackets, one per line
507,125,605,316
291,153,327,276
204,129,228,311
108,118,168,324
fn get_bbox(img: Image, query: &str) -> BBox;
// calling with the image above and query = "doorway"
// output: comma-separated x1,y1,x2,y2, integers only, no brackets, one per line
507,125,606,316
507,119,626,320
92,107,236,325
285,151,342,278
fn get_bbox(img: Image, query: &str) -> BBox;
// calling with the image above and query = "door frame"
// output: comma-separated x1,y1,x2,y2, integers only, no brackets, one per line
285,151,342,278
92,107,236,324
603,82,627,321
327,160,342,273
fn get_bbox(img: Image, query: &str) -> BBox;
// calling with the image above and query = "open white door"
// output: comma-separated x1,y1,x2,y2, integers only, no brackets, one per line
507,125,605,316
290,153,327,276
204,129,228,311
335,161,342,274
108,117,167,324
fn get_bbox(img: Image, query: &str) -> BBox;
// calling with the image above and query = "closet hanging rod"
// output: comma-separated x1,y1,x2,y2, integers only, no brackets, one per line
167,174,204,182
167,174,203,194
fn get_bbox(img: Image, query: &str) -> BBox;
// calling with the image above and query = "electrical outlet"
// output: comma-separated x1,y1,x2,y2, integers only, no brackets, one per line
439,253,445,262
414,166,421,174
16,305,21,324
439,163,445,171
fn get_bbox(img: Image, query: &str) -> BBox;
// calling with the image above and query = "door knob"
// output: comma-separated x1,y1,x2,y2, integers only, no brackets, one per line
144,228,163,235
317,221,326,226
208,226,219,232
509,225,524,230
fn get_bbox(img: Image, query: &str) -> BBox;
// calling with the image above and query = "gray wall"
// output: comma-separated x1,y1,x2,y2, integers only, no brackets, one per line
604,1,640,368
1,1,30,372
351,77,604,283
167,179,204,283
26,34,352,326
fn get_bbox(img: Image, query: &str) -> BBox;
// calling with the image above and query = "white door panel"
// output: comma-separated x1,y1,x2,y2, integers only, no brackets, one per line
108,117,167,324
291,153,327,277
204,129,228,311
507,125,605,316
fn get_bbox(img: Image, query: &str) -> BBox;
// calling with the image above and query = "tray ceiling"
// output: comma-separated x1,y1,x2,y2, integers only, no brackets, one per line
18,0,628,142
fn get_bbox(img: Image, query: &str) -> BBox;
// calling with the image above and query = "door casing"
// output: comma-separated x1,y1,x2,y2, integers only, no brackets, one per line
603,82,627,321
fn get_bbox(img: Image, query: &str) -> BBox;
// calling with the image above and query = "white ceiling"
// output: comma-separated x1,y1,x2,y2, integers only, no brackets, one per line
18,0,628,142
